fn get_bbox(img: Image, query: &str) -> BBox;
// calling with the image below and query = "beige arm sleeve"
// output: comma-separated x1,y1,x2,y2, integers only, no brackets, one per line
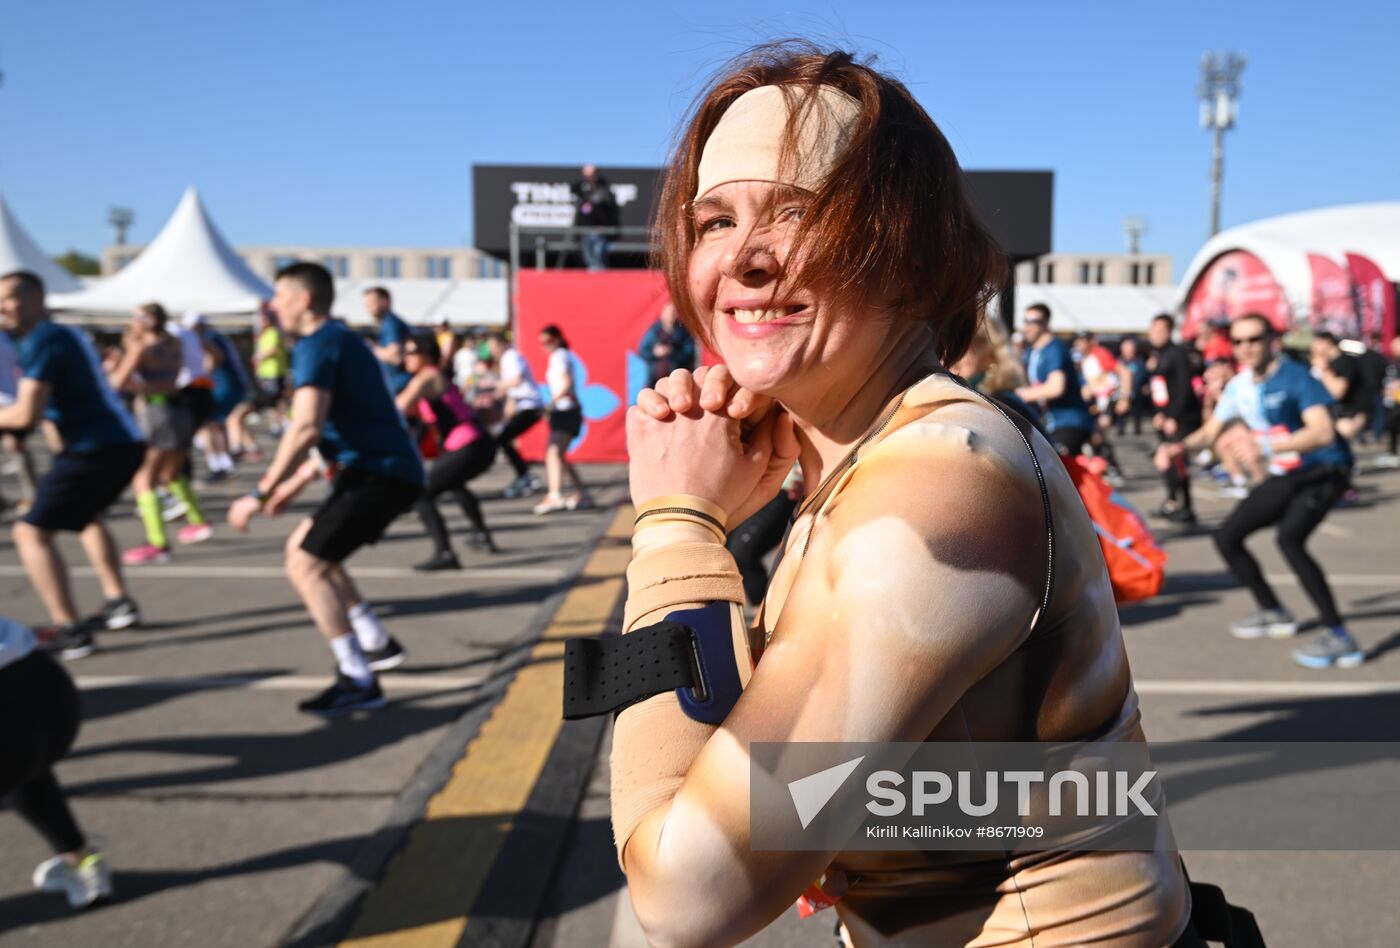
609,522,745,867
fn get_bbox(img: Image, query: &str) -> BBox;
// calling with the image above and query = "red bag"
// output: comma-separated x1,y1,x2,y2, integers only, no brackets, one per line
1061,455,1167,604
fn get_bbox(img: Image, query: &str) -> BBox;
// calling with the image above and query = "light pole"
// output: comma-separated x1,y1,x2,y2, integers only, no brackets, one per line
1123,216,1147,254
1198,51,1246,237
107,207,133,246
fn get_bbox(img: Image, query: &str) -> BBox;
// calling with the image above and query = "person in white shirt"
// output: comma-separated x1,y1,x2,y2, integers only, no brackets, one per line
533,324,593,514
485,332,545,498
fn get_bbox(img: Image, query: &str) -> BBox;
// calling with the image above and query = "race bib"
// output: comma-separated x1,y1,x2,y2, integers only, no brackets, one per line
1150,376,1170,408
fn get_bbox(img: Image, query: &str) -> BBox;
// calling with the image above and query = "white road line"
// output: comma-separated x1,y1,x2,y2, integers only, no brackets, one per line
1136,679,1400,697
1266,573,1397,586
0,564,564,582
72,672,488,692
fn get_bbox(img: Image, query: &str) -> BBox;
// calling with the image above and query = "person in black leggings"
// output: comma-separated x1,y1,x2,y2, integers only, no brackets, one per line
726,475,801,606
1,617,112,908
1147,314,1203,525
485,332,545,497
397,334,499,571
1178,314,1364,668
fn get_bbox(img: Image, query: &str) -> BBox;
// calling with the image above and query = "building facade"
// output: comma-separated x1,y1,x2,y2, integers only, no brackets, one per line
1014,253,1172,287
102,244,505,282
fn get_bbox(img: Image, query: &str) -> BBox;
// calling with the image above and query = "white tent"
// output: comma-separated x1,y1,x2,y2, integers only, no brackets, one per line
51,186,271,315
1009,284,1178,335
0,194,82,294
330,278,509,327
1174,202,1400,318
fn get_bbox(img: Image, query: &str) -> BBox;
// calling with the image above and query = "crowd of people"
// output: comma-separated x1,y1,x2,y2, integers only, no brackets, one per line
963,302,1394,670
0,130,1394,940
0,265,607,907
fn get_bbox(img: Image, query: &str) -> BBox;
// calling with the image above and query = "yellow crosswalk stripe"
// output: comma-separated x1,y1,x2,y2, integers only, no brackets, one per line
339,507,632,947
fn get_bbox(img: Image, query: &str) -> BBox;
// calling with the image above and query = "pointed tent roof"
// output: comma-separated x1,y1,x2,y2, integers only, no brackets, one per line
0,194,83,293
51,186,271,314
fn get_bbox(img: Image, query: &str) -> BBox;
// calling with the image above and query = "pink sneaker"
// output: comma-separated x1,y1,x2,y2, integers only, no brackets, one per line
123,544,171,565
178,523,214,544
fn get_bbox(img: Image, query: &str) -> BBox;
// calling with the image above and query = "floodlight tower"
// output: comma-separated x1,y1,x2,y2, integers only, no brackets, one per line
1198,51,1246,237
108,207,134,246
1123,216,1147,254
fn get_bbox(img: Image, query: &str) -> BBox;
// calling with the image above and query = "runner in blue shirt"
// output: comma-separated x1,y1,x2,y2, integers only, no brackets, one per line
0,270,146,658
228,263,424,715
181,312,247,482
1179,313,1363,668
1013,303,1094,456
364,285,412,393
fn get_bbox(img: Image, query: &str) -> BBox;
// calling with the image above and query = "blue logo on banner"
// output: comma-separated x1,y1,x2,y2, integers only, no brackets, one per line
537,351,620,450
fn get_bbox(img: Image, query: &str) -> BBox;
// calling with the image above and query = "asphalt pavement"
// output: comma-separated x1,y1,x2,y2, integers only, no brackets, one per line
1,429,1398,948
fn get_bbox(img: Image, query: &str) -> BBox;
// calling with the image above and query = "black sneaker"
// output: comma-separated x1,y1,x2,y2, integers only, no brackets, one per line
1150,502,1179,520
365,636,407,672
464,531,499,554
413,550,461,572
35,623,96,660
297,672,386,716
96,596,142,631
1162,506,1197,525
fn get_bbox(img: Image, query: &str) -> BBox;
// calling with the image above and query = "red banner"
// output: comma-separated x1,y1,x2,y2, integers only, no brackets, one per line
1183,250,1291,338
1345,252,1396,346
513,270,672,463
1307,253,1358,336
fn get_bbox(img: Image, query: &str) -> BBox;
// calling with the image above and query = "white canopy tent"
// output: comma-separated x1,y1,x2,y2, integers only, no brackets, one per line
1174,202,1400,319
1006,284,1178,336
331,278,508,328
51,186,271,316
0,194,82,294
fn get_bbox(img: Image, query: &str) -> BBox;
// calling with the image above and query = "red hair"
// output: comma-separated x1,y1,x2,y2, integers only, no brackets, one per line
654,41,1006,366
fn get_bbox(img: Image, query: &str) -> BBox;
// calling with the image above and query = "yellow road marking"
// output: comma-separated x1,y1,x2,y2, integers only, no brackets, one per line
340,507,633,947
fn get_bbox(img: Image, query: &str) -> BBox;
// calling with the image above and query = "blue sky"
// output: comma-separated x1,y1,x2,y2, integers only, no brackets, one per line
2,0,1397,278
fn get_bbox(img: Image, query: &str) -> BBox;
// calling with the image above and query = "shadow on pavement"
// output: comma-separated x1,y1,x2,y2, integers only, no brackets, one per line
92,619,313,656
1185,692,1400,741
1151,693,1400,814
79,668,298,722
0,827,370,933
322,814,624,945
64,692,487,797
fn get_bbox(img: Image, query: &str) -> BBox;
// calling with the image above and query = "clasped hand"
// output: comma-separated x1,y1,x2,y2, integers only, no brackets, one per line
627,365,800,527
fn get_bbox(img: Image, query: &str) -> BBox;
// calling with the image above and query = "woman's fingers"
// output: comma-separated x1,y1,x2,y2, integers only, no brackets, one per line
699,364,734,411
637,387,673,419
727,386,771,421
665,368,696,413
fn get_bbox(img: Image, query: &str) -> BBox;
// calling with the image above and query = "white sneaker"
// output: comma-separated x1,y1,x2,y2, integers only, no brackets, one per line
161,495,188,522
33,852,114,909
1373,453,1400,469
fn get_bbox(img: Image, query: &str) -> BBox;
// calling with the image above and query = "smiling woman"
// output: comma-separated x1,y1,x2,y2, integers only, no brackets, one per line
600,41,1195,948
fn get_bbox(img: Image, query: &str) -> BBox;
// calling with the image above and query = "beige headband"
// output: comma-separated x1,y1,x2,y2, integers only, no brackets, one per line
694,84,861,201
